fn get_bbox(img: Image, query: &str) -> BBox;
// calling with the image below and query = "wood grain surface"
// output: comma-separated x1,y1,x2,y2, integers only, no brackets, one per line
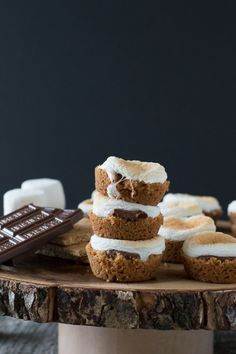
0,253,236,330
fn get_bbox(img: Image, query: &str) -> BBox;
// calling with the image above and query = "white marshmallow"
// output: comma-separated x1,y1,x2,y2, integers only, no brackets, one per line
93,192,161,218
159,201,202,218
4,188,47,215
78,190,97,215
90,234,165,261
107,183,121,199
183,231,236,258
91,190,98,200
100,156,167,184
21,178,65,209
228,201,236,215
163,193,221,212
78,199,93,216
159,215,216,241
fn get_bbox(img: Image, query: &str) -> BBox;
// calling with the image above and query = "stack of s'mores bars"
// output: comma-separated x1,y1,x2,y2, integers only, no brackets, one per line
86,156,169,282
158,193,222,263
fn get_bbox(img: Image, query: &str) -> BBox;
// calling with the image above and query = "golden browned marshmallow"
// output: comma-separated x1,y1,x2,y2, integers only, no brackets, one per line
159,215,216,241
183,231,236,258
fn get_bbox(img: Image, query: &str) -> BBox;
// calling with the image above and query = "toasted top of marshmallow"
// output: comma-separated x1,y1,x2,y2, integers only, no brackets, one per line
163,193,221,212
99,156,167,184
159,215,216,241
164,193,196,204
159,201,202,218
90,234,165,261
197,196,221,212
228,200,236,214
183,231,236,258
93,192,161,218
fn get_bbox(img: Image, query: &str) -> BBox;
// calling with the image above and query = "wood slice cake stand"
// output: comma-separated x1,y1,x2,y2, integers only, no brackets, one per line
0,245,235,354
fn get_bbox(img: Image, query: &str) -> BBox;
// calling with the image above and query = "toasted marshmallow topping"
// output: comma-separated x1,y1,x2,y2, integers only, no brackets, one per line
197,196,221,212
183,231,236,258
78,191,98,215
159,201,202,218
163,193,221,212
90,234,165,261
228,201,236,214
164,193,196,204
78,199,93,215
93,192,161,218
100,156,167,184
91,190,98,200
159,215,216,241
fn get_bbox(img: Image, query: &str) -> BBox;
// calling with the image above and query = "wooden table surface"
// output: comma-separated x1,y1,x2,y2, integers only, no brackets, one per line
0,253,236,331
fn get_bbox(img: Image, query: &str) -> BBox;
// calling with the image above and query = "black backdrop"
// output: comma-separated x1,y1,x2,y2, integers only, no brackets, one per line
0,2,235,214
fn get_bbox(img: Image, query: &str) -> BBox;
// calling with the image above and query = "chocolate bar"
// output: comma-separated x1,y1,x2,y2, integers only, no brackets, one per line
0,204,83,264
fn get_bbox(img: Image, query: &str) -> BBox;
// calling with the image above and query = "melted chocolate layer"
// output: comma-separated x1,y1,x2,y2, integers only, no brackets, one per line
107,249,140,260
113,209,148,221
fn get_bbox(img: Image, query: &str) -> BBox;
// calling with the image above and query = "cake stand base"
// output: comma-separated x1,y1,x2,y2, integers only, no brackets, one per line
58,324,213,354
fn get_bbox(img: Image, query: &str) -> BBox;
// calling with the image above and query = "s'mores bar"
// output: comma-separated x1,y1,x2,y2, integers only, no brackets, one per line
159,200,202,218
95,156,169,205
228,201,236,236
78,199,93,216
164,193,223,221
78,190,97,217
89,192,163,240
183,232,236,283
198,196,223,220
86,235,165,282
87,156,169,282
159,215,216,263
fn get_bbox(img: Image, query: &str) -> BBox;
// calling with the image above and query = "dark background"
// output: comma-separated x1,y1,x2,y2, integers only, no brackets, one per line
0,2,235,214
